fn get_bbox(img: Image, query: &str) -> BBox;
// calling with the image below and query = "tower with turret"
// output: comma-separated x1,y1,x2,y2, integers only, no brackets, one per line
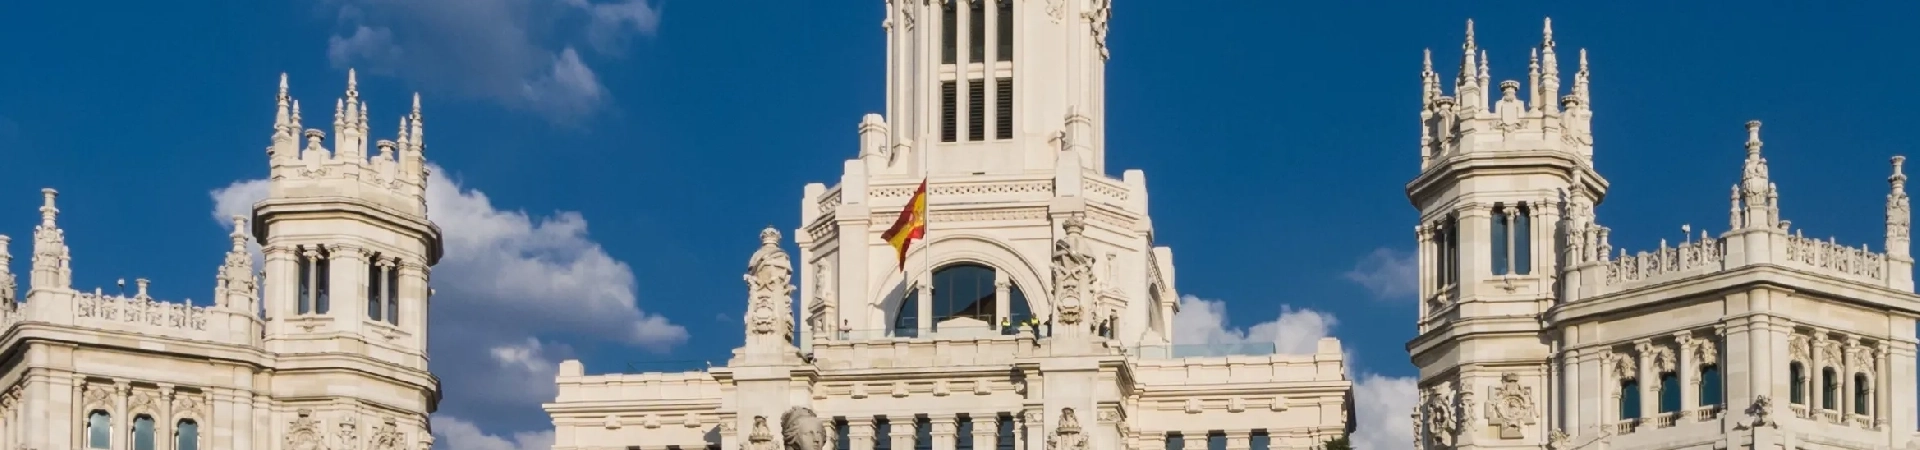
0,70,442,450
1409,19,1920,450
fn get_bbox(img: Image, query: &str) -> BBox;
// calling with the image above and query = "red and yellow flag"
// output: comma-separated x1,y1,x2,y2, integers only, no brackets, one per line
882,179,929,270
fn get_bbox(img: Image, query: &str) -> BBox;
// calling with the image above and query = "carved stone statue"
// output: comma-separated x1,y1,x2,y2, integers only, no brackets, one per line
1485,373,1537,439
781,407,830,450
1747,395,1776,429
745,227,796,340
1051,216,1096,326
1046,407,1087,450
748,416,778,450
1422,384,1457,447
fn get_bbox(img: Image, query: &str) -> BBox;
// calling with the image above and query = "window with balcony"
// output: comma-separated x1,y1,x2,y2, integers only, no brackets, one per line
1619,378,1642,420
1699,364,1722,406
1657,371,1680,413
1790,362,1807,404
894,263,1035,337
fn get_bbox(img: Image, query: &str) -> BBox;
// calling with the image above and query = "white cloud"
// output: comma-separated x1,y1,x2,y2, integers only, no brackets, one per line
209,164,686,434
1351,374,1418,450
1170,294,1417,450
1172,295,1336,355
314,0,661,122
432,416,555,450
1343,248,1418,300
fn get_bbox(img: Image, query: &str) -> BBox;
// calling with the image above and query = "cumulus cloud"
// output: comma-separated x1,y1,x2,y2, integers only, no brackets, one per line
1351,374,1418,450
1171,294,1416,450
432,416,555,450
314,0,661,122
209,164,687,436
1172,295,1336,355
1343,248,1418,301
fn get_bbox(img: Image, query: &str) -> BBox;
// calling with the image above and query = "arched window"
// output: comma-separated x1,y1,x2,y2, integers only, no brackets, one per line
176,419,200,450
132,415,157,450
1853,373,1871,415
86,411,111,449
1619,378,1641,420
1821,367,1839,410
1698,364,1722,406
1657,371,1680,413
895,263,1033,337
1789,362,1807,404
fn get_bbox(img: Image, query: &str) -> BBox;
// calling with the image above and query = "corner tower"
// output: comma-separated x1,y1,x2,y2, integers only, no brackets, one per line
1406,19,1605,450
254,71,445,411
870,0,1113,176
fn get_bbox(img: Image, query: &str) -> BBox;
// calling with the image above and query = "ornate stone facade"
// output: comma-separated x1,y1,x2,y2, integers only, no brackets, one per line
543,2,1353,449
1408,19,1920,450
0,71,443,449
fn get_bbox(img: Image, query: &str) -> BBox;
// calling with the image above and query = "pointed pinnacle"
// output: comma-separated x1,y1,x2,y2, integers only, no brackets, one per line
1423,49,1433,72
411,92,422,116
279,73,289,95
1579,49,1590,71
1543,17,1555,47
347,68,359,91
1464,19,1476,50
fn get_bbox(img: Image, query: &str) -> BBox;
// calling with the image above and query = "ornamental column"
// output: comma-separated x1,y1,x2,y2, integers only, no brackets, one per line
972,415,999,450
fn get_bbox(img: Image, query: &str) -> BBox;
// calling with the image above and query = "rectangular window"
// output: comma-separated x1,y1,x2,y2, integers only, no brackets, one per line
1167,433,1185,450
941,4,956,65
996,414,1016,450
315,249,332,314
996,0,1013,61
835,419,851,450
1620,379,1642,420
969,1,986,63
1207,432,1226,450
386,267,401,325
941,81,958,143
995,77,1013,139
875,418,893,450
1515,203,1533,275
1491,204,1509,275
968,80,985,141
367,260,383,321
1658,372,1681,413
914,416,932,450
297,250,312,314
1250,431,1271,450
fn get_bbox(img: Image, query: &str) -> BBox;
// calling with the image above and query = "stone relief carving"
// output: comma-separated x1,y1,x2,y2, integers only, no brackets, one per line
1485,373,1537,439
1045,0,1064,23
749,416,778,450
1746,395,1777,429
1686,337,1718,367
1046,408,1087,450
127,388,157,416
1645,345,1676,377
287,409,329,450
1605,351,1636,381
337,416,361,450
82,382,112,410
745,227,795,340
1083,0,1112,60
1051,215,1096,326
1546,429,1569,450
371,417,406,450
782,407,830,450
1422,383,1458,447
808,263,836,334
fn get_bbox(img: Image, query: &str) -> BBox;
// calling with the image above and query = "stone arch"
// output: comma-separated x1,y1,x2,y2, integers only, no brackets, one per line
871,232,1049,332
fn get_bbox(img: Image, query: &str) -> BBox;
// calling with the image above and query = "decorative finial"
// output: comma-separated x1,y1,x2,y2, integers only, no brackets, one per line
1893,156,1908,191
1463,19,1476,50
1500,80,1520,92
412,92,422,116
1745,120,1763,155
1542,17,1555,48
279,73,290,97
1423,48,1433,72
347,68,359,95
760,226,782,245
1579,49,1589,72
39,188,58,224
229,215,249,249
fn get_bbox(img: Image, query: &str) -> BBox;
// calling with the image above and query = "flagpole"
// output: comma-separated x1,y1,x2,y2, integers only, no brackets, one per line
919,113,933,335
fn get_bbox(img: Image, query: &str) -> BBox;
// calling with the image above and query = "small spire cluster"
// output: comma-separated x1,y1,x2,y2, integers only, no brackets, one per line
1419,19,1595,164
1729,121,1782,230
30,188,72,292
268,70,429,209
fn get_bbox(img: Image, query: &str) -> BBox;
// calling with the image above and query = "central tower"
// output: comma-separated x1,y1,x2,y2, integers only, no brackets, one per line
880,0,1113,176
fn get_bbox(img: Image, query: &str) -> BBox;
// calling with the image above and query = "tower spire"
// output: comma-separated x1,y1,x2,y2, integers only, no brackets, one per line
1539,18,1561,113
30,188,71,291
1736,121,1777,229
276,73,293,132
1889,156,1910,258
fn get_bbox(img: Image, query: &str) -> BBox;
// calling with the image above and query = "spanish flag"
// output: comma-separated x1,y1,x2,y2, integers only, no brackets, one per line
882,179,929,270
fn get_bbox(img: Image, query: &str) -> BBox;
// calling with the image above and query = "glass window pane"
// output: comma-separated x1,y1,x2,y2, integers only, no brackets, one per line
133,415,156,450
88,411,112,449
177,420,201,450
1658,372,1680,413
1491,206,1509,275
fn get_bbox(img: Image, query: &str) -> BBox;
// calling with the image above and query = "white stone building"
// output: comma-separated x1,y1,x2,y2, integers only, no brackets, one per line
0,72,443,450
1408,20,1920,450
542,1,1353,450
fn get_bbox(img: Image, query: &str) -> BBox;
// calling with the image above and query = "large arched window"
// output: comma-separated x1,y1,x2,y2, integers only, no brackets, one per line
1821,367,1839,410
1789,362,1807,404
894,263,1034,337
1854,373,1871,415
1618,378,1641,420
1699,364,1722,407
132,415,157,450
1656,371,1681,413
86,411,112,449
176,419,201,450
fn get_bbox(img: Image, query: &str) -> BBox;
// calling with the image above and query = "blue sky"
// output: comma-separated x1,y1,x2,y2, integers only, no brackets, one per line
2,1,1917,448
